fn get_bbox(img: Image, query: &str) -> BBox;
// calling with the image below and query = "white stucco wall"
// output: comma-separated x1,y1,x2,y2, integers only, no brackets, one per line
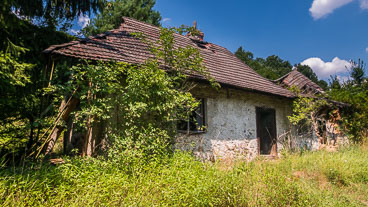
175,85,294,161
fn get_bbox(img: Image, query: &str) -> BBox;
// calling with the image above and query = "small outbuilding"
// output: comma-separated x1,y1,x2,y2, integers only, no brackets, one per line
274,69,349,151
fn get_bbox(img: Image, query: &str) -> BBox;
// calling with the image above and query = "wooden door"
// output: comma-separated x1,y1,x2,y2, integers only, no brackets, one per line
256,107,277,156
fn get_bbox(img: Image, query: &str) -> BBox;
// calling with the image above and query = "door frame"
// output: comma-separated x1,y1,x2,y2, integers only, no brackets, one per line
256,107,277,156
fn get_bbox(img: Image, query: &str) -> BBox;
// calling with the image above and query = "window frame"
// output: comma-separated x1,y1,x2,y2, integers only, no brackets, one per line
177,98,207,134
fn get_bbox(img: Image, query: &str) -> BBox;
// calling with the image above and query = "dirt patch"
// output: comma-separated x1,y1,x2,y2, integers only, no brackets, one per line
215,158,247,171
319,144,338,152
293,170,330,189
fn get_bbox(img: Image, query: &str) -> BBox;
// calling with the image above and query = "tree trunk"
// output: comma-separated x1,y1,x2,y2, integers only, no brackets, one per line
63,113,85,155
63,116,74,154
45,125,64,155
45,97,79,155
83,117,93,156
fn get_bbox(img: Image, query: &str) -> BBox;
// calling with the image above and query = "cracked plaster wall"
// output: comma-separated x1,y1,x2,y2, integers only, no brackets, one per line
175,84,294,161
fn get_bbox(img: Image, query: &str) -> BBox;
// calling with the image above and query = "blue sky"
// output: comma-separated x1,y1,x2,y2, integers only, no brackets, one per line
154,0,368,81
71,0,368,81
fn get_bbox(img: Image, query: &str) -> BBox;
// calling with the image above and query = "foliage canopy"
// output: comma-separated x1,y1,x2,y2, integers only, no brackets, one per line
83,0,161,36
0,0,163,163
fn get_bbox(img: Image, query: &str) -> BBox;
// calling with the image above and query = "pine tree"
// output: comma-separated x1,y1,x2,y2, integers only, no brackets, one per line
83,0,161,36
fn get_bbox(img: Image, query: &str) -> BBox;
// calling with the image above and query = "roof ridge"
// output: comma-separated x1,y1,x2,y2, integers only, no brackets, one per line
43,40,80,54
122,16,163,29
84,29,118,40
43,18,142,54
43,17,295,98
273,69,297,82
290,70,322,88
122,16,223,48
45,17,234,58
43,29,123,54
275,68,324,93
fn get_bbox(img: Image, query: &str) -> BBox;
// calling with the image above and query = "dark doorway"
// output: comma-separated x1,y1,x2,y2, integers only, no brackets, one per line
256,107,277,156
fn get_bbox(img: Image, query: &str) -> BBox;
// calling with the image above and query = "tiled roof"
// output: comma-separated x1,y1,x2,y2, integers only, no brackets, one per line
44,17,294,98
274,69,324,95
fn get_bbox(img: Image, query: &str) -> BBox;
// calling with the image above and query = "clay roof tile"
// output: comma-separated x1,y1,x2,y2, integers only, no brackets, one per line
44,17,294,98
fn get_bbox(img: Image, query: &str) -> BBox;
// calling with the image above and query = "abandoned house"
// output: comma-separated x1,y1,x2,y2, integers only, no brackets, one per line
44,17,316,160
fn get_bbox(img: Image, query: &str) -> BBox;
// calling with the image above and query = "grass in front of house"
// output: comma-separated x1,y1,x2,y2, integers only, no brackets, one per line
1,146,368,206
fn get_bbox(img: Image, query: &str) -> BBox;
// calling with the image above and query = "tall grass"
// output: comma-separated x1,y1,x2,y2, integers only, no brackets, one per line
1,146,368,206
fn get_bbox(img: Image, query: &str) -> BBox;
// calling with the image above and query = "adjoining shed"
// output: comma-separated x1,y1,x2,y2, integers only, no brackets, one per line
274,69,349,150
274,69,324,95
44,17,297,160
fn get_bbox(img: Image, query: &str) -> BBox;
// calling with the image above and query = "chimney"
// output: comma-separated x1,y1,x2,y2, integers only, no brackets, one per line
190,21,204,41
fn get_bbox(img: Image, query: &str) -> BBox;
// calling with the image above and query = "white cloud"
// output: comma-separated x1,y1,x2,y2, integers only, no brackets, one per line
309,0,368,19
337,75,350,82
78,15,90,28
366,47,368,52
161,18,171,26
360,0,368,9
309,0,354,19
301,57,351,78
162,18,171,23
69,29,80,35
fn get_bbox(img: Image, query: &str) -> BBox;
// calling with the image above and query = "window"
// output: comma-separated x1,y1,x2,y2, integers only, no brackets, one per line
177,98,206,133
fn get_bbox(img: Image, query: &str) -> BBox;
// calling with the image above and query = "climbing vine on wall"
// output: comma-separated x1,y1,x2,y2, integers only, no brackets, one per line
44,26,218,161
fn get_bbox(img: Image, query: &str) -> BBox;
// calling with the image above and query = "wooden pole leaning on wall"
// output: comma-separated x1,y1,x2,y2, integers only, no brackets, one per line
48,59,55,87
32,87,79,158
43,96,79,156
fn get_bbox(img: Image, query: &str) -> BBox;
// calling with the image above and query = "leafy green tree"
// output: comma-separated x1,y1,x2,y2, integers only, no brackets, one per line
0,0,103,162
328,82,368,143
288,88,329,146
1,0,103,51
0,0,162,163
317,80,328,91
1,0,103,29
0,21,75,161
350,59,365,85
235,47,292,80
329,75,341,90
83,0,161,36
234,47,254,63
264,55,292,78
328,60,368,142
234,47,264,76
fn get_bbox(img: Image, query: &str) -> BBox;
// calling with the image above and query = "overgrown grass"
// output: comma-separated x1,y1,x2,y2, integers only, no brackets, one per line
1,146,368,206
